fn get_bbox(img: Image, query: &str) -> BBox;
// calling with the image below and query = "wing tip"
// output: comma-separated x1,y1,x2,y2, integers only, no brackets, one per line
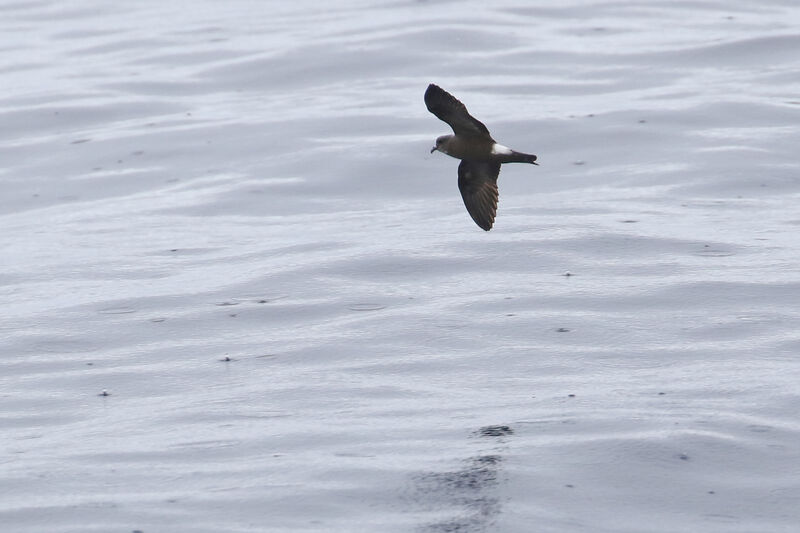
473,214,494,231
425,83,442,94
424,83,447,109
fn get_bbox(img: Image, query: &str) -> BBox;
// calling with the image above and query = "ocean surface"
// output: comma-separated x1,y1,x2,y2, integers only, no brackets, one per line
2,1,800,531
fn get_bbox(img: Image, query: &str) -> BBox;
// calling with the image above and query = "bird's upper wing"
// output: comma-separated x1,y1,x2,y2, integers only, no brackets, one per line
425,84,493,140
458,159,501,231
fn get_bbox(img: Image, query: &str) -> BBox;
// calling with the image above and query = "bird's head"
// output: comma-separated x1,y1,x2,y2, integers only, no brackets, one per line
431,135,452,154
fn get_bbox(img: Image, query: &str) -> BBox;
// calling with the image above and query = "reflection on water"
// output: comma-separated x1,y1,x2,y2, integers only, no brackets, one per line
412,426,513,533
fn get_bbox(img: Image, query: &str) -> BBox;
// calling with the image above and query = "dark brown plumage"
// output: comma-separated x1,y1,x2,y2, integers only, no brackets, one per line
458,160,500,231
425,83,493,140
425,84,538,231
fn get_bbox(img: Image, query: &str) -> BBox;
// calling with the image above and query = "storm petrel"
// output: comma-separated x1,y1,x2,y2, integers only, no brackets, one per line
425,84,538,231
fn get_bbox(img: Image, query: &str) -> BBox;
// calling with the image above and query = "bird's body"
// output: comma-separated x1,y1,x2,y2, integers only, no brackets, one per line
425,84,538,231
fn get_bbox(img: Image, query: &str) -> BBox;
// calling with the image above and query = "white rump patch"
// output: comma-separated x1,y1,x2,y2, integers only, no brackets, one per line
491,143,512,155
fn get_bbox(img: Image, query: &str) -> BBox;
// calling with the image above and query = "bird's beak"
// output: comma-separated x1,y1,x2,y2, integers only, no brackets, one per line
532,161,539,165
430,146,437,154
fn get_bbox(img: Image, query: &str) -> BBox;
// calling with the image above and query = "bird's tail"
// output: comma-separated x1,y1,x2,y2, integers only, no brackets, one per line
499,151,538,165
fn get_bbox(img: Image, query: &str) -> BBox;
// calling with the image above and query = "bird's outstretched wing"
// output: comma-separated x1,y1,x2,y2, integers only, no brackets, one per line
458,159,501,231
425,84,493,140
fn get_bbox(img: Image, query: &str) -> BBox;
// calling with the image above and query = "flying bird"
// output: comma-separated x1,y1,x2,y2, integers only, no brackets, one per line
425,84,538,231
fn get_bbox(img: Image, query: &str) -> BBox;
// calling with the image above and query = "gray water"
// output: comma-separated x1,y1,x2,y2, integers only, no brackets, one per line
2,1,800,532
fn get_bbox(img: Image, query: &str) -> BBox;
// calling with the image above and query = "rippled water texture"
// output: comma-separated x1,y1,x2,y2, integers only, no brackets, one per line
2,1,800,532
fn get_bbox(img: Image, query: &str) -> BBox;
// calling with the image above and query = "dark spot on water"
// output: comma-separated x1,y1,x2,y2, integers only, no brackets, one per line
565,484,574,488
71,138,91,144
586,113,594,118
476,425,513,437
229,313,237,317
556,327,570,332
568,394,576,398
215,302,239,306
639,119,647,123
621,219,638,223
506,313,515,317
117,159,123,164
220,356,234,362
677,453,690,461
132,150,144,156
254,296,287,304
708,490,716,494
573,160,585,165
86,362,93,366
658,392,666,395
99,390,110,397
149,317,166,323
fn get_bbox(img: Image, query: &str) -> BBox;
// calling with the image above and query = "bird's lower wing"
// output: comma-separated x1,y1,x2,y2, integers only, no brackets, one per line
458,160,501,231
